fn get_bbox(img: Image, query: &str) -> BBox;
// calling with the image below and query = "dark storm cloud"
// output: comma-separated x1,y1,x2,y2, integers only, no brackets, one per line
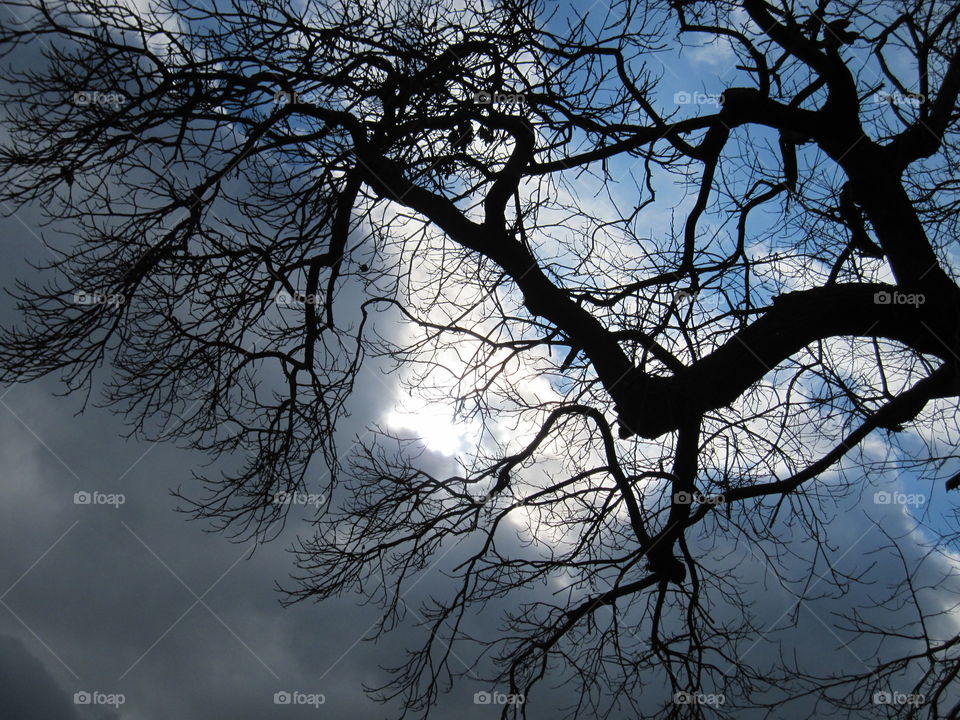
0,15,956,720
0,199,954,720
0,195,532,718
0,634,85,719
0,199,403,718
0,371,566,720
1,219,957,720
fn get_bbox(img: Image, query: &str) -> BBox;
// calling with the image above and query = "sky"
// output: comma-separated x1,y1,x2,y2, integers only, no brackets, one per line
1,1,959,719
0,215,527,719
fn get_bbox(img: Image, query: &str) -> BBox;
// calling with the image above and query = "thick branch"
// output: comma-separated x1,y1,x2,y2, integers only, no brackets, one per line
618,283,958,439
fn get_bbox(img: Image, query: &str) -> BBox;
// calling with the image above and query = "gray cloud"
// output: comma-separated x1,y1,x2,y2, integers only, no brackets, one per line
0,34,956,720
0,634,85,719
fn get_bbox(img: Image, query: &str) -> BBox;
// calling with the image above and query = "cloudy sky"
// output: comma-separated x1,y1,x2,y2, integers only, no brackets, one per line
3,302,952,720
0,2,958,719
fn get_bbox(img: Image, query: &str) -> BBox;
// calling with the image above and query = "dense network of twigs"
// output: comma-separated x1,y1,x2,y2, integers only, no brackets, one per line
1,0,959,717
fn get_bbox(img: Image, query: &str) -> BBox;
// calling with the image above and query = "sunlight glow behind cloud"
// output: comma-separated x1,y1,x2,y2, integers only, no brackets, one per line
385,393,482,457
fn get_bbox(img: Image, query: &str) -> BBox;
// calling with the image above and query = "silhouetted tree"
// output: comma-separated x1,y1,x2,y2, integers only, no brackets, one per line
1,0,959,717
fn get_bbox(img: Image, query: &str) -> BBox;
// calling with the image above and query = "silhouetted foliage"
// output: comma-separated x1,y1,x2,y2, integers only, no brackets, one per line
1,0,960,717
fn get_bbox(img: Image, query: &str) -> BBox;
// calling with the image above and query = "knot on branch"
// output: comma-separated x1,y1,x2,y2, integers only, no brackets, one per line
647,549,686,586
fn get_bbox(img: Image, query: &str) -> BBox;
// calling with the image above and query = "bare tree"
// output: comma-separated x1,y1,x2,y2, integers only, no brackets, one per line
1,0,959,716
